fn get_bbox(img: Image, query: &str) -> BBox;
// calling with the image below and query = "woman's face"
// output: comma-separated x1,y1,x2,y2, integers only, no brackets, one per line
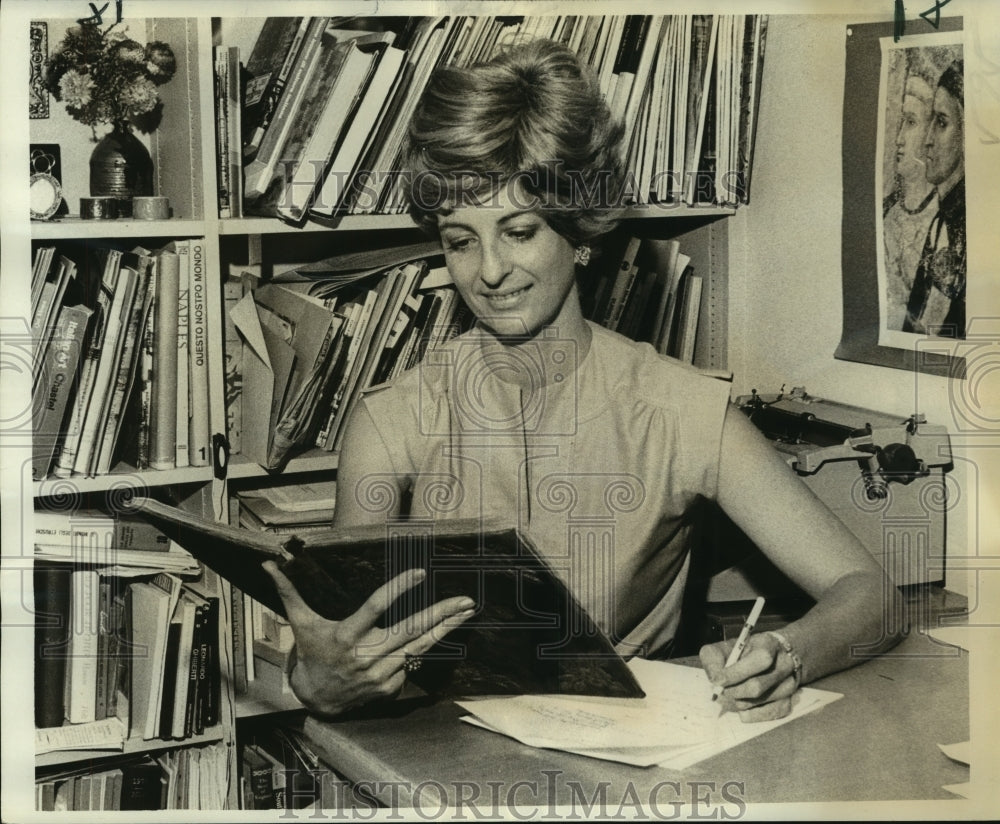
923,85,964,186
437,185,579,340
895,79,933,183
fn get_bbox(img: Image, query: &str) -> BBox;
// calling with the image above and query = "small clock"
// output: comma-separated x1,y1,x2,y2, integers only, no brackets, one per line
29,149,63,220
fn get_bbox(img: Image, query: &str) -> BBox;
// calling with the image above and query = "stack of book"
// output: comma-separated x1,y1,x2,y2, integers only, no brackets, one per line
30,240,212,480
34,564,221,746
35,743,229,811
214,14,768,222
229,481,337,695
585,235,701,363
227,244,472,470
240,727,346,811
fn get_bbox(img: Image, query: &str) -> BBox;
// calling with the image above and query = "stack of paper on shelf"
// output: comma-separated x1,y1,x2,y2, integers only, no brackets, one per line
237,480,338,534
457,658,841,769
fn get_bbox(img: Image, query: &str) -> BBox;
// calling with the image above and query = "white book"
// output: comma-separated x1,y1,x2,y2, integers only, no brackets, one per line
188,242,210,466
174,241,191,469
65,569,100,724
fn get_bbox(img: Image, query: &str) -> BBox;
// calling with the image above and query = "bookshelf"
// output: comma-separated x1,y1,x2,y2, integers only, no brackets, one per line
24,9,764,811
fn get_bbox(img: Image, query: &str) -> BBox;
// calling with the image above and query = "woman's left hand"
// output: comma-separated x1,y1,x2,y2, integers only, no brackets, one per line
699,633,798,722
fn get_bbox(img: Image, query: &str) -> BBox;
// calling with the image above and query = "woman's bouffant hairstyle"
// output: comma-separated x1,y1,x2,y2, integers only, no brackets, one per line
402,38,626,246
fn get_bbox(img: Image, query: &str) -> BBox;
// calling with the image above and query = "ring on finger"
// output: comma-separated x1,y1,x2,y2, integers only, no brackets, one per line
403,652,423,673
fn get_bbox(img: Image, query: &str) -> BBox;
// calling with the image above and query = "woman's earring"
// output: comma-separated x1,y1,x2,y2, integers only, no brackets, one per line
574,245,591,267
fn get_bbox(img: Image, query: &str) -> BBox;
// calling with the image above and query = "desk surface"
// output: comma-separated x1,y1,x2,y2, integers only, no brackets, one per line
303,626,968,809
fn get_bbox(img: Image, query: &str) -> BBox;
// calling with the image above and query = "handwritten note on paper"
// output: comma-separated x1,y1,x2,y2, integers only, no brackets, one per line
456,659,842,768
35,717,127,755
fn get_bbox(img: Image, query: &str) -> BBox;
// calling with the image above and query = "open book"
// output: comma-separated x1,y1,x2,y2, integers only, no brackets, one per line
130,499,643,699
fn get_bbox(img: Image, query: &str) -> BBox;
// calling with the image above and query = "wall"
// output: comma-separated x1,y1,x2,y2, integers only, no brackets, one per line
727,11,1000,598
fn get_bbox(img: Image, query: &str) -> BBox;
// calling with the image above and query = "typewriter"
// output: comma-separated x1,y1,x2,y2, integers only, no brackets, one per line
704,386,954,603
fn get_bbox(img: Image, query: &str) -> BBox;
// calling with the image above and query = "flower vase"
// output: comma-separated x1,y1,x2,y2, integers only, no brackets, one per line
89,122,154,204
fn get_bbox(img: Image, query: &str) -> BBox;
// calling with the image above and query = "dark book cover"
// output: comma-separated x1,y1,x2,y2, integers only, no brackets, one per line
157,619,182,739
201,597,221,727
184,599,205,738
119,757,163,810
131,499,644,699
34,563,72,728
241,744,277,810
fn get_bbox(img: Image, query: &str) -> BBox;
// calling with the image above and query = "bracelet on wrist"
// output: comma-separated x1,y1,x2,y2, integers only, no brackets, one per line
766,630,803,688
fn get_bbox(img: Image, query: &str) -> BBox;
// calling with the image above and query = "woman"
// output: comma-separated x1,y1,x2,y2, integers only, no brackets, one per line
266,38,903,722
903,58,966,336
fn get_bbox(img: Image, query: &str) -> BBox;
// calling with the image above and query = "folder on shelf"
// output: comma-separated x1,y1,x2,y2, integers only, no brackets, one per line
130,499,644,700
229,292,296,470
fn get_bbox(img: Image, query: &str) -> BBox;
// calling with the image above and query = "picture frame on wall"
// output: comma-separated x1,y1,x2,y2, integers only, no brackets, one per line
837,17,967,379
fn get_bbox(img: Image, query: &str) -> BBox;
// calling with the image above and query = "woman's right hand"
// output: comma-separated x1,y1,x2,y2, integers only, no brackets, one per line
262,562,476,716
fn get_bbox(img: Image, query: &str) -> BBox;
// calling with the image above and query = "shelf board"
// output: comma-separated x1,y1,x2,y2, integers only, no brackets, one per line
227,448,339,480
31,218,207,240
35,725,225,769
217,204,736,236
34,464,215,497
218,213,418,235
622,204,737,219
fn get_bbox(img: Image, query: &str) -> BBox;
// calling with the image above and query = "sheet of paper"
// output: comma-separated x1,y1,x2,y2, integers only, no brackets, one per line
457,659,842,768
938,740,971,766
35,717,127,755
926,626,970,651
942,783,971,798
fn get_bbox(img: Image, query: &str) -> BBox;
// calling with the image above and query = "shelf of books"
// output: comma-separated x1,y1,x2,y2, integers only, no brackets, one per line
25,7,766,811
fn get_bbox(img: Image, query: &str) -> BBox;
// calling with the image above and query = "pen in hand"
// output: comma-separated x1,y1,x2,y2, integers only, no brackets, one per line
711,596,766,702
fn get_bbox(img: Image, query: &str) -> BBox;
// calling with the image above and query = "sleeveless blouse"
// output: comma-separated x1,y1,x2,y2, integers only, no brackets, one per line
355,321,731,657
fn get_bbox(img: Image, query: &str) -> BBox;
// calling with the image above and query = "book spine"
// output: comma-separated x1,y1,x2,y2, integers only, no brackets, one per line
227,46,244,218
203,597,221,727
215,47,231,219
31,246,55,320
175,243,191,469
158,619,181,739
188,242,210,466
602,236,642,329
136,268,156,470
222,275,244,455
189,602,206,735
229,586,248,695
677,273,703,363
105,582,125,722
242,746,276,810
95,577,112,720
32,304,92,480
150,251,180,470
65,569,100,724
34,563,71,728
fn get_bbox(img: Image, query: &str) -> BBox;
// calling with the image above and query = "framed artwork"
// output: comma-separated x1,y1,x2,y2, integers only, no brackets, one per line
836,18,966,378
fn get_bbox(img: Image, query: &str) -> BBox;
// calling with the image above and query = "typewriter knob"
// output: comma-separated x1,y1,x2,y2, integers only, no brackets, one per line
878,442,922,484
